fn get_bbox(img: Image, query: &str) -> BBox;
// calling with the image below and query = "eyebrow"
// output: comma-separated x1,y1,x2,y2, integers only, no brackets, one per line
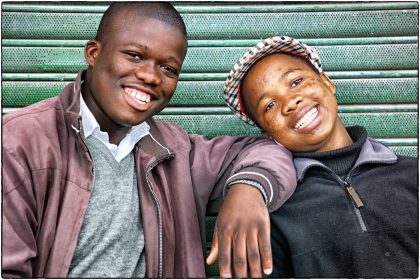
126,42,182,68
279,68,302,81
256,91,270,108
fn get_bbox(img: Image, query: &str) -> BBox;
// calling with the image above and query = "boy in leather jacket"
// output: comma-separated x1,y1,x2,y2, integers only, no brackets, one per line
2,4,296,278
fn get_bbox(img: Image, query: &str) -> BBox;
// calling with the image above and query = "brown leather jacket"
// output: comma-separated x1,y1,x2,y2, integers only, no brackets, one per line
2,71,296,278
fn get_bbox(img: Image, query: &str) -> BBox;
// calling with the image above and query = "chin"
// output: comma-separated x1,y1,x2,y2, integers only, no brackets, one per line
116,114,149,127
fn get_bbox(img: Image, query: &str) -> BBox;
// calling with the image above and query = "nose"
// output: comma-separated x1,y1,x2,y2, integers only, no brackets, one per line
135,62,161,85
282,94,303,115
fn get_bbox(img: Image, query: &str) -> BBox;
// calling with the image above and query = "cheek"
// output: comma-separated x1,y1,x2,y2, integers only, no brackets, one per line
161,78,178,96
305,80,322,95
263,114,284,134
94,61,122,81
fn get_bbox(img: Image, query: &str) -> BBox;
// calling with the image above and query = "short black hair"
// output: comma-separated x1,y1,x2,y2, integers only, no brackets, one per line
95,2,187,42
241,52,321,128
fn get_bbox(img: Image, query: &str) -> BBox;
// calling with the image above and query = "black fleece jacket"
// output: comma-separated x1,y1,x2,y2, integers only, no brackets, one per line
270,126,418,278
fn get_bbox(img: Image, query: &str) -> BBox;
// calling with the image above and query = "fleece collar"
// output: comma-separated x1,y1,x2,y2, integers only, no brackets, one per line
294,136,397,182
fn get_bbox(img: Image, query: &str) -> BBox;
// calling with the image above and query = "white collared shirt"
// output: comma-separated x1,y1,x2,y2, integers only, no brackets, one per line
79,93,150,162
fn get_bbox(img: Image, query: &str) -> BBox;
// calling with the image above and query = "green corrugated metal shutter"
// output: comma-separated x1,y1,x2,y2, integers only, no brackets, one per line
1,2,418,275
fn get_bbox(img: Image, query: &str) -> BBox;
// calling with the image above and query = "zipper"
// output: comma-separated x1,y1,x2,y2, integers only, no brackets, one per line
300,156,396,233
325,169,367,232
339,158,396,232
341,175,367,232
145,153,174,278
346,185,364,208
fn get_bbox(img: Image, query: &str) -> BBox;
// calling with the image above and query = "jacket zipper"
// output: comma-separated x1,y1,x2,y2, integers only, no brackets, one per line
301,164,368,232
338,158,397,232
301,156,397,233
334,173,367,232
145,154,174,278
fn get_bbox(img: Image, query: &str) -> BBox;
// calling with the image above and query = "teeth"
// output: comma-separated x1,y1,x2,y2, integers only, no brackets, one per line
124,88,151,104
294,107,318,129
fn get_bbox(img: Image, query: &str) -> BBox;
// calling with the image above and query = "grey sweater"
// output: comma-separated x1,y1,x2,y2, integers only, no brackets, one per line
68,136,146,278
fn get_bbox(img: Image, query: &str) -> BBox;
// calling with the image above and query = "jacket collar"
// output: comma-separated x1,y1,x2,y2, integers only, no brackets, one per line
137,119,174,162
61,70,85,146
294,136,398,182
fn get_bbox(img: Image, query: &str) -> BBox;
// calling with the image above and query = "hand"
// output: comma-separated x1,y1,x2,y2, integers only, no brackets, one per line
206,184,273,278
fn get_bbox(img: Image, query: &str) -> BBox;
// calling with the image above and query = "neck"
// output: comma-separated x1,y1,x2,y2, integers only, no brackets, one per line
81,83,131,145
106,126,131,145
317,119,353,152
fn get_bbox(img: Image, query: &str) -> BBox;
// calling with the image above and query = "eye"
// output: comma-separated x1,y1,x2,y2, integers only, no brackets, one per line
291,78,303,88
125,51,144,61
161,65,179,76
264,101,276,112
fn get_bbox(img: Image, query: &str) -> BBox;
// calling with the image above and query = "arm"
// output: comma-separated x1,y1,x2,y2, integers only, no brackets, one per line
207,184,272,278
2,148,37,277
189,135,296,278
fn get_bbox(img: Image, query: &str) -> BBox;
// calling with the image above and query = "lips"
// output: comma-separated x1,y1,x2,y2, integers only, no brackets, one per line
123,86,155,112
294,106,318,129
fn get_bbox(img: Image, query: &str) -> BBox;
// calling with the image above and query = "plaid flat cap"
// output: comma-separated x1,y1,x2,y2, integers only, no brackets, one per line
223,36,323,126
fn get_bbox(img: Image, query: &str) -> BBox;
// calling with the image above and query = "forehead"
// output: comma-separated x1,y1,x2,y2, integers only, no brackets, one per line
243,53,315,87
242,54,313,102
102,15,187,59
107,12,185,41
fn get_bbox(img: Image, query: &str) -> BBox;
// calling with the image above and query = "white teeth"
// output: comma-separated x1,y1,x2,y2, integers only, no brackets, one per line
124,88,151,104
294,107,318,129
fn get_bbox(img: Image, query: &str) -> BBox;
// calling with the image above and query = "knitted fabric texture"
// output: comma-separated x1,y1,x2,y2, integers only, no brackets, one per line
68,137,146,278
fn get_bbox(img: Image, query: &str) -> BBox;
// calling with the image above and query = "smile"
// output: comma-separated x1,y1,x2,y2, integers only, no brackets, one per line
124,87,151,105
294,107,318,129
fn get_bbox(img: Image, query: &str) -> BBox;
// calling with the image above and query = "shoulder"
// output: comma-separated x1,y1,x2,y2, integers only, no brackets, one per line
3,96,63,130
395,154,418,170
3,96,65,160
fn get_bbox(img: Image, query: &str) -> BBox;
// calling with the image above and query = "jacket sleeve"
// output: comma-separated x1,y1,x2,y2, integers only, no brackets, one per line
2,148,37,278
188,134,296,213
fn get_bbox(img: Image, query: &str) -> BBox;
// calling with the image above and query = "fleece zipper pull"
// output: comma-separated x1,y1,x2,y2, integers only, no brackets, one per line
346,186,364,208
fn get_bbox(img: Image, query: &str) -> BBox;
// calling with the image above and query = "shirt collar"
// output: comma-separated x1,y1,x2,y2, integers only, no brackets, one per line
79,93,98,139
79,92,150,162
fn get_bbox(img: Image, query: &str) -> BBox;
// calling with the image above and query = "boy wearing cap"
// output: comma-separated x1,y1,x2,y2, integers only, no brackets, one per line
224,36,418,277
2,4,296,278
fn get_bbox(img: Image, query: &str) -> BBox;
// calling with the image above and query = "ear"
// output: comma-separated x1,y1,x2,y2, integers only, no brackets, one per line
320,72,336,95
84,40,100,67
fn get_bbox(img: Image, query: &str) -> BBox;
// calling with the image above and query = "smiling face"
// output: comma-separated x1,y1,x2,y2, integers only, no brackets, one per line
242,53,352,152
82,12,187,143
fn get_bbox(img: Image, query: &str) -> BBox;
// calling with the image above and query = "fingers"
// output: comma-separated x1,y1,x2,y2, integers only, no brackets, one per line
247,230,262,278
233,231,247,278
206,224,219,265
259,227,273,276
216,225,271,278
218,224,233,278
